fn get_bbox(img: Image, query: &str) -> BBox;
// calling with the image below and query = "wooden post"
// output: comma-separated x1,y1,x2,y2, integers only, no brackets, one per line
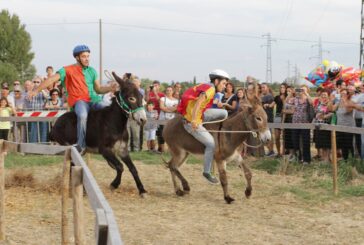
72,166,85,245
0,140,5,240
62,149,71,245
331,130,338,195
95,209,108,245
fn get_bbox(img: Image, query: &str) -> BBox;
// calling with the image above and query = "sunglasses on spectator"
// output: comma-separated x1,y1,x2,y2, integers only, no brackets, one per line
14,90,21,93
33,81,41,84
14,83,20,85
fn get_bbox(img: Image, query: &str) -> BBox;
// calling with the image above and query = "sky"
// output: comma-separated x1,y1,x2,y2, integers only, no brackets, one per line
0,0,362,84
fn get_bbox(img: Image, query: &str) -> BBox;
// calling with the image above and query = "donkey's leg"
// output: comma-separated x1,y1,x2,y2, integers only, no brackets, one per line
120,154,147,195
237,154,253,198
217,160,234,204
100,148,124,190
168,151,188,196
172,152,190,194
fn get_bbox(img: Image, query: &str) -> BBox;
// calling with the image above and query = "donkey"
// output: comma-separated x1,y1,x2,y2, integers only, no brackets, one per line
163,97,271,203
50,72,148,196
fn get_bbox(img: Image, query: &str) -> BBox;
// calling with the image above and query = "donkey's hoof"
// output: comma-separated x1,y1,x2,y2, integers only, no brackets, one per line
245,187,252,198
224,196,235,204
140,192,148,198
109,184,118,191
176,189,185,196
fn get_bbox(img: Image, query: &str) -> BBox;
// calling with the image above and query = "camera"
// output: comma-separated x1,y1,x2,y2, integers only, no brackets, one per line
150,85,154,90
295,88,303,93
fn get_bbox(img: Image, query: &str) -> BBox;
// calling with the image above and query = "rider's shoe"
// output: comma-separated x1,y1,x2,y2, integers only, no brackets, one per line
203,172,219,185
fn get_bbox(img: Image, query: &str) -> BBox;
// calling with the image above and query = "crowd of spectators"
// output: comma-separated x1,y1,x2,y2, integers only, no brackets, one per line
0,66,67,142
3,69,364,163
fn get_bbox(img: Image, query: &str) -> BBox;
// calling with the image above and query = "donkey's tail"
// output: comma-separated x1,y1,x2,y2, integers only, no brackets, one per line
161,155,171,169
161,152,190,170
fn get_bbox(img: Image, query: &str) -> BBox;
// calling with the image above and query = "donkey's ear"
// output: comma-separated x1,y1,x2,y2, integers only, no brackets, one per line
239,98,253,108
112,72,126,89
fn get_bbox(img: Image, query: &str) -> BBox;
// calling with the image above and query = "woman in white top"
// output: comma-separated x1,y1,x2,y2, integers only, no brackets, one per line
157,86,179,153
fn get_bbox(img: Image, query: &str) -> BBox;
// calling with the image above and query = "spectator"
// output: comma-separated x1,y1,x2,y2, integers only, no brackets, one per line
283,86,295,159
13,85,26,142
350,85,363,157
144,101,158,152
173,82,182,100
236,88,244,109
273,83,288,157
0,97,16,140
45,66,62,93
313,89,332,162
158,86,179,153
331,89,364,161
331,79,346,104
1,82,15,107
291,86,312,164
221,82,237,116
9,80,21,97
127,76,144,152
145,80,165,153
261,83,275,156
23,80,33,95
24,76,49,143
44,89,63,109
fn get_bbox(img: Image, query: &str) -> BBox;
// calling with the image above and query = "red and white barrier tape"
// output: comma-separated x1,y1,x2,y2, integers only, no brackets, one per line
16,110,67,117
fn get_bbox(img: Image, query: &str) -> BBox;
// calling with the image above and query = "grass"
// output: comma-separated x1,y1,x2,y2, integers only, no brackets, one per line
4,152,63,168
90,150,202,165
252,156,364,202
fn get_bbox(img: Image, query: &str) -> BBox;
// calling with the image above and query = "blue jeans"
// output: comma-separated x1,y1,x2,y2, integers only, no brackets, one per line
29,122,49,143
74,100,105,149
183,108,227,174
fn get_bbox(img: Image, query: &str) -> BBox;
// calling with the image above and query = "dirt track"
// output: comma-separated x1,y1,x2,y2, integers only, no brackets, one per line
2,158,364,245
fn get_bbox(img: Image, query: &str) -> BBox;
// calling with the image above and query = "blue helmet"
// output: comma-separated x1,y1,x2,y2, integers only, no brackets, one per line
73,45,90,57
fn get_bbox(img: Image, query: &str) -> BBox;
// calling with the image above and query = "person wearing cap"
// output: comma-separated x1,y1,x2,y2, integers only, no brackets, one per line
1,82,15,108
27,44,117,154
177,69,229,184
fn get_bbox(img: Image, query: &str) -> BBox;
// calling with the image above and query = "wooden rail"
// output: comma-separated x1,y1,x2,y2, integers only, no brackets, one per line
0,141,123,244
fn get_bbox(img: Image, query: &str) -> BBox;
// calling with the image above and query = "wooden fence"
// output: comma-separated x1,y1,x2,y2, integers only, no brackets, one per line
0,140,123,245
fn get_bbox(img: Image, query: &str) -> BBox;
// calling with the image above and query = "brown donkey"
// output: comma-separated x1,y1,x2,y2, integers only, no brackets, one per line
163,97,271,204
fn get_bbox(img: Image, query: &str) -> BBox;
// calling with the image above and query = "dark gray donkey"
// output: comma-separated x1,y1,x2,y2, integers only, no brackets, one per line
50,72,148,196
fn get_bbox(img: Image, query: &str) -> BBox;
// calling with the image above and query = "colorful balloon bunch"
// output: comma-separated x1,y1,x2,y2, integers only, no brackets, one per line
305,60,363,88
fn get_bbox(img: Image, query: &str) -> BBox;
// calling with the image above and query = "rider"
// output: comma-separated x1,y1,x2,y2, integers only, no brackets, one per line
28,45,116,154
177,69,229,184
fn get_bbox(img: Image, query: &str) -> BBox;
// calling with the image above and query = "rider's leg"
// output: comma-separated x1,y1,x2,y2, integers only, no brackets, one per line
203,108,228,123
183,122,218,184
74,100,91,150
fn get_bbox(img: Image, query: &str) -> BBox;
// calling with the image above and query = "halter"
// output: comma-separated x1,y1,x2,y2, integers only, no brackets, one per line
115,91,144,116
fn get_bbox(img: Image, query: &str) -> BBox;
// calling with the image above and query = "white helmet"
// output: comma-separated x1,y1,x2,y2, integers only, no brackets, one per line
209,69,230,81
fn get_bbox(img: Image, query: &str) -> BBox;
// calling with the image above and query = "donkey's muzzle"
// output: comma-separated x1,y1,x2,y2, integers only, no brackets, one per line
259,129,271,143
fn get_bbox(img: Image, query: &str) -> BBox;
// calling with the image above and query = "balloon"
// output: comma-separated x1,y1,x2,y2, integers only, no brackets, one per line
305,64,328,87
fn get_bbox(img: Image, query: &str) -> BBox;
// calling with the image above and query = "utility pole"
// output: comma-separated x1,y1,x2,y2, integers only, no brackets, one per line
99,19,103,83
360,0,364,79
292,64,299,85
310,37,329,66
287,60,291,78
262,33,275,83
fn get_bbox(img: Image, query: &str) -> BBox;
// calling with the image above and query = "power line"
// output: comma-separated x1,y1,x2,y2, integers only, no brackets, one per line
26,20,359,45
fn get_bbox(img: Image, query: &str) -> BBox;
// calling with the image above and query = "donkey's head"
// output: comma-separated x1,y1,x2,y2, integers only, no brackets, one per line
112,72,147,126
239,95,271,143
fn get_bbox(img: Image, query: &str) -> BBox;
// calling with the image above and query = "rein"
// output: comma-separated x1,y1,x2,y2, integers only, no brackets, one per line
115,92,144,116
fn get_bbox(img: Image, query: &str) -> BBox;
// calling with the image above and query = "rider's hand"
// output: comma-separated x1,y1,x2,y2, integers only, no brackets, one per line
191,121,199,131
110,82,118,93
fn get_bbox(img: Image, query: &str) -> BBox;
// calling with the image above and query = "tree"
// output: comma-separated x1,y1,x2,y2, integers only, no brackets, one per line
0,10,35,83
